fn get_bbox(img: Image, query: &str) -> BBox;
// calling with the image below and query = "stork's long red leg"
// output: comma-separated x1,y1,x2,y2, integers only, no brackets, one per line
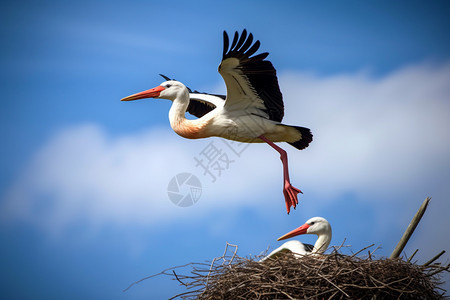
259,135,302,214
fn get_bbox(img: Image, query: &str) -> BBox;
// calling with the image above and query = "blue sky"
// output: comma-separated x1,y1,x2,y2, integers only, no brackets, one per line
1,1,450,299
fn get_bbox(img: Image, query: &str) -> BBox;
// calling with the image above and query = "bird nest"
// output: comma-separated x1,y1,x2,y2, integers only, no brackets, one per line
123,199,448,298
125,243,449,299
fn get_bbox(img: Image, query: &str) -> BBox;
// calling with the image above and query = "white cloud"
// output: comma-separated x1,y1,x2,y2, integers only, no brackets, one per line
2,62,450,247
2,125,200,232
280,63,450,201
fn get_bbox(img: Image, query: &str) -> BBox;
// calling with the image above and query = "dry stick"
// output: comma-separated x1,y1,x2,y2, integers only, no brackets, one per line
331,238,348,254
203,242,238,293
406,249,419,263
390,197,431,259
369,246,381,258
123,262,196,292
228,242,239,265
426,264,450,277
272,287,296,300
318,273,350,298
172,270,187,286
422,250,446,267
351,244,375,257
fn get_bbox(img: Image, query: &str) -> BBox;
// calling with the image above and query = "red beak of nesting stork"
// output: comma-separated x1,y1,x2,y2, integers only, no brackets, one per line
277,223,310,241
121,85,166,101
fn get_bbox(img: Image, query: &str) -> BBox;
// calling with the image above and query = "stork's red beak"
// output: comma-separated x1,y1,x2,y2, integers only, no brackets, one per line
121,86,166,101
277,223,310,241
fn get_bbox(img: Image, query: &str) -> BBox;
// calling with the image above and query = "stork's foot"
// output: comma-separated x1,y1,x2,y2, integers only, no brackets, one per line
283,183,302,214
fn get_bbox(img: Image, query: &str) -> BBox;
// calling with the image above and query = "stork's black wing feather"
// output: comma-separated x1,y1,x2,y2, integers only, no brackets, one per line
187,92,225,118
220,29,284,122
303,243,314,253
186,98,216,118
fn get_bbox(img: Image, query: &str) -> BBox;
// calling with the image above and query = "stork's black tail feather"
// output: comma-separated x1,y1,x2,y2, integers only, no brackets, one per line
288,126,313,150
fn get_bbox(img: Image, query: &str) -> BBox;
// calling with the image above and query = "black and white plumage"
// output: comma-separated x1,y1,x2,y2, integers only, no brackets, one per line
121,29,313,213
261,217,332,261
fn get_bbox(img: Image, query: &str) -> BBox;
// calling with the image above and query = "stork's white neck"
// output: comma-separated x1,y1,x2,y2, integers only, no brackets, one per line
168,90,209,139
168,90,190,127
312,230,332,254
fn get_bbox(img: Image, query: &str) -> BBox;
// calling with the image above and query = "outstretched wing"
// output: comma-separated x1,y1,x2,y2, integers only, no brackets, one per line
218,29,284,122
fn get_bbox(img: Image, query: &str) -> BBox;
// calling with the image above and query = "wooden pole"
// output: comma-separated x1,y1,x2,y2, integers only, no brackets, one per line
390,197,431,259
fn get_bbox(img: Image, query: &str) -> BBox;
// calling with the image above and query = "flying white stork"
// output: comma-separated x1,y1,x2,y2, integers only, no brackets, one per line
121,29,313,214
260,217,332,261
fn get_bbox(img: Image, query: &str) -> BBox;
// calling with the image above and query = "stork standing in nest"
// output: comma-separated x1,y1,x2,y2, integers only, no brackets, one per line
121,29,313,214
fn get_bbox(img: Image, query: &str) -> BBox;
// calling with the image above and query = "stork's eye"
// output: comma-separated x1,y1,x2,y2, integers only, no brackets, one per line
166,84,172,88
310,222,315,225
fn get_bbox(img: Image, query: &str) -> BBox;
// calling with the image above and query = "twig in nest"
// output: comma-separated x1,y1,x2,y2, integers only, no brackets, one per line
423,250,446,267
204,242,238,288
123,262,202,292
407,249,419,263
351,243,374,257
173,270,187,286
